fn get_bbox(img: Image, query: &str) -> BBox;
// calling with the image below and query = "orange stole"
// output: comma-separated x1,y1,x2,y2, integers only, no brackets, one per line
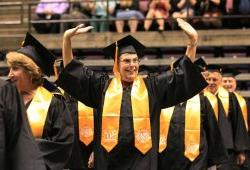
204,90,219,121
27,86,53,138
101,76,152,154
159,94,201,161
159,106,175,153
131,76,152,154
217,86,229,117
58,87,94,145
234,92,248,131
78,101,94,145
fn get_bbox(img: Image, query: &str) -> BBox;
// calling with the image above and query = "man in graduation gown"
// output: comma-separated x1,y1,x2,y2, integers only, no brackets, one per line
57,18,208,170
158,58,227,170
205,65,249,170
221,67,250,170
0,78,46,170
53,59,94,170
158,94,227,170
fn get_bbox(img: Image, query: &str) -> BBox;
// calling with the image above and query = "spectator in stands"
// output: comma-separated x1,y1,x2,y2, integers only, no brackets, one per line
6,32,74,169
91,0,116,32
195,0,223,28
139,0,150,15
171,0,196,19
236,0,250,28
144,0,171,31
61,0,94,32
33,0,69,34
115,0,144,33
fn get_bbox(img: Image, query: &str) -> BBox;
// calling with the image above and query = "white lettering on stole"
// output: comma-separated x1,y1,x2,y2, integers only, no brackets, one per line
186,143,199,153
159,136,167,145
103,130,117,142
136,129,151,143
80,126,93,138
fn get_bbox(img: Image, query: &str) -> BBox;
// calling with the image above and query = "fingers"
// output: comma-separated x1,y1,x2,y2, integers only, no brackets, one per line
84,26,94,31
176,18,184,26
88,152,94,168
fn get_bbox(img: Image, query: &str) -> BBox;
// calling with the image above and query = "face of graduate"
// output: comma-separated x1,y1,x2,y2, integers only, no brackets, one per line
205,72,222,94
222,77,237,92
119,53,139,83
8,65,33,92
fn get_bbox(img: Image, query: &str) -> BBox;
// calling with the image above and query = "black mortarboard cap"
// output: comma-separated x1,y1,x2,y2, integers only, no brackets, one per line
222,67,239,77
206,64,222,73
194,57,207,72
103,35,145,59
17,32,56,76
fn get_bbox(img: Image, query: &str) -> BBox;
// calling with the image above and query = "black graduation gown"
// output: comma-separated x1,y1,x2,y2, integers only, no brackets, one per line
0,80,46,170
63,93,94,170
234,95,250,169
57,56,208,170
216,92,249,152
158,94,227,170
26,85,74,170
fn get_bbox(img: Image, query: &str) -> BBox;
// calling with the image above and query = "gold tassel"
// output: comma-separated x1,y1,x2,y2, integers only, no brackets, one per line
113,41,119,77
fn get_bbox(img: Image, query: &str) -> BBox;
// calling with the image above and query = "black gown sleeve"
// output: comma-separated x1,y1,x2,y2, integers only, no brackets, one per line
155,56,208,108
230,93,250,152
36,94,74,170
56,59,109,108
0,81,46,170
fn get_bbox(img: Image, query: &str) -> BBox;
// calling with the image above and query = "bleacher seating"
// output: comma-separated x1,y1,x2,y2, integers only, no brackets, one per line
0,0,250,97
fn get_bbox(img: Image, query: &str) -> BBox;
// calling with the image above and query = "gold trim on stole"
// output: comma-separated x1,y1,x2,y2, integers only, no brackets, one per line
204,91,219,121
234,92,248,131
131,76,152,154
159,95,201,161
27,86,53,138
101,77,123,152
184,94,200,161
218,86,229,117
159,106,175,153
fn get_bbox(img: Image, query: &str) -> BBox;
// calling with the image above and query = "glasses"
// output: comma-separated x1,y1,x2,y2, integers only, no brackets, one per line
120,58,140,65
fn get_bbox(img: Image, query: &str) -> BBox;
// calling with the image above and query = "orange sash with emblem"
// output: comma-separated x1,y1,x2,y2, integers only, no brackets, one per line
101,76,152,154
58,88,94,145
78,101,94,145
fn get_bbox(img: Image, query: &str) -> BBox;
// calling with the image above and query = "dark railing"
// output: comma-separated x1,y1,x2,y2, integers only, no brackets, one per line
1,0,250,31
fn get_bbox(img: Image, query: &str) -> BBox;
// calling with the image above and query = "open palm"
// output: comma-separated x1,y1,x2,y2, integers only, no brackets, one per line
177,18,198,42
64,24,94,38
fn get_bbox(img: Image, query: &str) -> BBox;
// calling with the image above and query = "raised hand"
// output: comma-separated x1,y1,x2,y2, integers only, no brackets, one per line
176,18,198,45
62,24,93,66
64,24,94,39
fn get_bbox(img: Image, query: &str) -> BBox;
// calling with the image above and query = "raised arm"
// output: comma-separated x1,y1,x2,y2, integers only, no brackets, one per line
177,18,198,62
62,24,93,67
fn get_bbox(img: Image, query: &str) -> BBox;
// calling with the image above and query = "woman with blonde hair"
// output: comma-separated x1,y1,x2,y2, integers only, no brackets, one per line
6,32,74,170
